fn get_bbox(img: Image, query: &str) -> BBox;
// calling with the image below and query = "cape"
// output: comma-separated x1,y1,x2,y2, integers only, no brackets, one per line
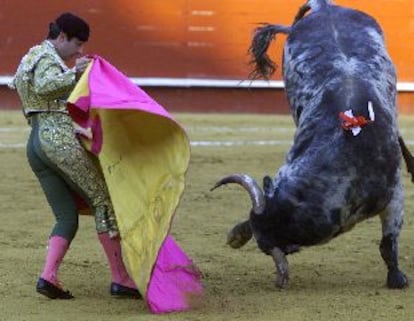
67,56,203,313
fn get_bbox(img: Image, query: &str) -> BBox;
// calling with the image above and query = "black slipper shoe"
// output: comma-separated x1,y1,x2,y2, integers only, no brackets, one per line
36,278,74,299
110,282,142,299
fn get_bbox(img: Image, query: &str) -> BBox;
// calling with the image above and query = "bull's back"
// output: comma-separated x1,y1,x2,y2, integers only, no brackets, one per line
283,5,396,123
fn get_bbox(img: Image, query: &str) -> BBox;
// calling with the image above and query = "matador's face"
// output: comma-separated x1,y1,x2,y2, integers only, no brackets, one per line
55,33,86,61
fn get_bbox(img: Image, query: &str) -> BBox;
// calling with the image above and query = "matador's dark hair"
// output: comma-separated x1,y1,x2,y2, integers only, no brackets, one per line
47,12,90,41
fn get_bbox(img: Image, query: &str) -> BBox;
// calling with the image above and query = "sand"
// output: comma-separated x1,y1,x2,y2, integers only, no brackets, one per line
1,111,414,321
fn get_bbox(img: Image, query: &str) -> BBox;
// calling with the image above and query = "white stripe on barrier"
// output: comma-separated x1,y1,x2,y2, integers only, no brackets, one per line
1,76,283,88
1,75,414,91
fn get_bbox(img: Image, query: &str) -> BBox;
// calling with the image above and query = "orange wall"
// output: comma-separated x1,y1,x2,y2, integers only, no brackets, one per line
1,1,413,113
1,0,413,81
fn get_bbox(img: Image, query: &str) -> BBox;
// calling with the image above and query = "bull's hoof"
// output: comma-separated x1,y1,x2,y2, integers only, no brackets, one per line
275,274,289,289
387,269,409,289
227,221,252,249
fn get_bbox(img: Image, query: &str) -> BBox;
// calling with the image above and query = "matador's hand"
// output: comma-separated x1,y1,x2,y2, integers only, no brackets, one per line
75,56,92,79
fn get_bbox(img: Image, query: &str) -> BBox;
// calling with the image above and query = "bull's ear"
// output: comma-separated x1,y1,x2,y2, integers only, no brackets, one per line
263,175,274,197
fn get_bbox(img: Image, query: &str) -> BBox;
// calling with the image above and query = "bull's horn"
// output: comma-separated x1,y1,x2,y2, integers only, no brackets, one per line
211,174,265,215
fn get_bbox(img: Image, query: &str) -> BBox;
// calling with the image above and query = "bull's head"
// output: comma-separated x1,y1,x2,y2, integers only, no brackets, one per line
211,174,292,288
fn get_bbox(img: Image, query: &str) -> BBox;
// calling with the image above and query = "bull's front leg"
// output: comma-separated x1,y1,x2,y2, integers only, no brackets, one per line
227,220,252,248
270,247,289,288
379,179,409,289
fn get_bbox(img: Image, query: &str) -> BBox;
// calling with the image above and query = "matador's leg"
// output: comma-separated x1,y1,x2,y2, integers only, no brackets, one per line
35,113,119,237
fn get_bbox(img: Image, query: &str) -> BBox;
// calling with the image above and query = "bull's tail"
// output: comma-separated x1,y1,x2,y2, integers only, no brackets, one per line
249,0,334,79
248,24,291,80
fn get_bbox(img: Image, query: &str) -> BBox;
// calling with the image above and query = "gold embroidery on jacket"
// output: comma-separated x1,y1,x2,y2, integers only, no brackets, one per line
12,41,119,236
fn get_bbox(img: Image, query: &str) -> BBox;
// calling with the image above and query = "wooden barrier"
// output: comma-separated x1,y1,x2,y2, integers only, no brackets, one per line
1,0,413,112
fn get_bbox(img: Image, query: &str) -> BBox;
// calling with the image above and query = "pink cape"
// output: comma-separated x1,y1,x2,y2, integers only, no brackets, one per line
67,56,203,313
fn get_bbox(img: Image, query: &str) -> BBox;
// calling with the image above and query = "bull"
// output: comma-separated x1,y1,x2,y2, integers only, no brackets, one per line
211,0,413,289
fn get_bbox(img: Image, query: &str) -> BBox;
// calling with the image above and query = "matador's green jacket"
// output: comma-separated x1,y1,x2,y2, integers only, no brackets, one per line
10,40,119,237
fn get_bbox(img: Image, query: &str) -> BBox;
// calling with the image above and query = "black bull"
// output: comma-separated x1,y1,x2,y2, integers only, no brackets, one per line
212,1,414,289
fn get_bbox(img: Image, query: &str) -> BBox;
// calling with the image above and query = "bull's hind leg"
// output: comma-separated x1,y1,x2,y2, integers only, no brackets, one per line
399,135,414,182
379,177,409,289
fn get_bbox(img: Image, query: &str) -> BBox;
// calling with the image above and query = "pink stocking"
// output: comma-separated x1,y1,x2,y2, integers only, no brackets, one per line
40,235,69,286
98,232,136,288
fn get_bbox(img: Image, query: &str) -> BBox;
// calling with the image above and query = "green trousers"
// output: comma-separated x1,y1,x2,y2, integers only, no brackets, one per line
26,112,119,241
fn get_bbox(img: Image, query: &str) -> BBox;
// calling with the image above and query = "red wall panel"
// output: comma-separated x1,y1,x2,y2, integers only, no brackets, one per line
0,0,412,112
1,0,413,80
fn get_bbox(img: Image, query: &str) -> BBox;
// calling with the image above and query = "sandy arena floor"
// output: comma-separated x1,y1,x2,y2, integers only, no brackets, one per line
1,111,414,321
